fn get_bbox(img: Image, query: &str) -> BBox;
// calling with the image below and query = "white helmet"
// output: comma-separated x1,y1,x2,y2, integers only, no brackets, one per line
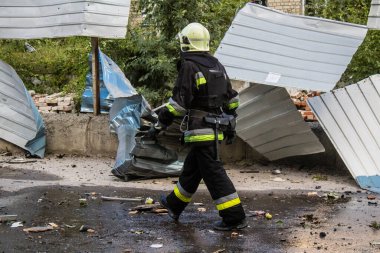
177,23,210,52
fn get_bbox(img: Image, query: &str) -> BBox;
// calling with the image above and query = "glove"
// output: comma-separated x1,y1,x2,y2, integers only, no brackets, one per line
146,121,165,139
224,130,236,145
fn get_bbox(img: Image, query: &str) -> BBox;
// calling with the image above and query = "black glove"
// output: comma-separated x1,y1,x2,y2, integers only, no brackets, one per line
224,130,236,145
146,121,166,139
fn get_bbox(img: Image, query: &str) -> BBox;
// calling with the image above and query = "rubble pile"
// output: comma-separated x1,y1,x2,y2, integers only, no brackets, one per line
290,91,321,122
29,91,75,113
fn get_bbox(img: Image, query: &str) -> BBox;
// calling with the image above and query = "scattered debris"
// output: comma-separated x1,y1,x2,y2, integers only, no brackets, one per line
48,223,59,228
150,244,163,248
151,209,168,214
248,210,266,217
231,232,239,238
145,197,154,204
56,154,65,159
315,186,322,189
10,221,23,228
197,207,206,212
79,198,88,207
5,158,37,164
307,192,319,197
272,169,281,175
101,196,143,202
79,225,95,232
0,151,12,156
193,203,204,206
213,249,225,253
367,195,376,200
368,201,378,206
319,232,327,238
0,215,18,222
326,192,340,200
272,177,285,182
64,224,76,228
275,220,284,225
23,226,53,233
370,241,380,247
265,213,272,220
128,210,139,215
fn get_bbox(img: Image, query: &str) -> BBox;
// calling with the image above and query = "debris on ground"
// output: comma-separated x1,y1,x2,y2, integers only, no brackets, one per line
10,221,23,228
275,220,284,226
319,232,327,238
367,195,376,200
0,215,18,222
150,244,163,248
197,207,206,212
48,223,59,228
307,192,319,197
101,196,144,202
326,192,340,200
248,210,266,217
4,158,37,164
272,177,285,182
193,202,204,206
79,198,88,207
79,225,95,233
23,226,54,233
368,201,378,206
265,213,273,220
231,232,239,238
290,90,320,122
145,197,154,204
129,203,168,215
212,249,225,253
312,174,328,181
272,169,281,175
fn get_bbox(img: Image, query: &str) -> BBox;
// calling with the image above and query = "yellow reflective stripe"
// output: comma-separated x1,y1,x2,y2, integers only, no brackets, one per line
174,186,191,203
228,101,239,110
184,133,224,142
166,104,182,116
196,77,207,88
216,197,241,211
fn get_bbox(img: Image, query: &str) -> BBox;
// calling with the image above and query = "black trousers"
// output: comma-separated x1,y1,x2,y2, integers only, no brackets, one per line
165,143,246,225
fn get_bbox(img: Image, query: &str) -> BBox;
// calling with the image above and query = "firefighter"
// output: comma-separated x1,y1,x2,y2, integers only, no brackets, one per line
153,22,247,231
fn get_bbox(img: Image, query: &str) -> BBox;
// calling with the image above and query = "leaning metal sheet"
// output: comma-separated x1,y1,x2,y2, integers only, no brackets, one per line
236,83,325,161
308,75,380,193
0,60,46,157
215,3,368,91
0,0,131,39
368,0,380,29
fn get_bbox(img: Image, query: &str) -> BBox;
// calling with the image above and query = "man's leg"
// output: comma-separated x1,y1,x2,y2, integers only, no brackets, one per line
163,147,203,217
196,145,246,226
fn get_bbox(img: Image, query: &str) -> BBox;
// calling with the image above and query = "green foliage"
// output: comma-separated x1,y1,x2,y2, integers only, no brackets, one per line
0,37,90,98
306,0,380,88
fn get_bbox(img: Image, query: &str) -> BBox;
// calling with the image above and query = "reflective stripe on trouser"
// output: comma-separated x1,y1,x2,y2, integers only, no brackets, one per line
165,144,246,224
173,182,192,203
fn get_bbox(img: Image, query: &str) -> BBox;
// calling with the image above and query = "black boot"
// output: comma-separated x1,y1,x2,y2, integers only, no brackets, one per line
159,195,180,221
213,219,248,231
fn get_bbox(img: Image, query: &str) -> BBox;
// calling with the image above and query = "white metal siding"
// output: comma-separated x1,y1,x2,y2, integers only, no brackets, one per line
368,0,380,29
308,75,380,193
0,60,45,157
0,0,131,39
215,3,368,91
236,83,325,161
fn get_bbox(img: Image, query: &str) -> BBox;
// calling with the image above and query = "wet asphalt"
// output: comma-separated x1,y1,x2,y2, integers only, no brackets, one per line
0,184,355,253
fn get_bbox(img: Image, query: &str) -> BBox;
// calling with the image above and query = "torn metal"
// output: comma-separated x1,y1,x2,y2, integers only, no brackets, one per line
81,49,183,179
215,3,368,91
0,0,131,39
368,0,380,30
0,60,46,158
308,75,380,193
236,83,324,161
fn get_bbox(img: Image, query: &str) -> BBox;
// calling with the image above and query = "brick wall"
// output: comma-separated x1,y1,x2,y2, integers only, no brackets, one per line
267,0,303,14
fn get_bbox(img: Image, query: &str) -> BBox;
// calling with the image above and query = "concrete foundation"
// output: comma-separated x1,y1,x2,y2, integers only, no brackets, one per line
0,113,346,170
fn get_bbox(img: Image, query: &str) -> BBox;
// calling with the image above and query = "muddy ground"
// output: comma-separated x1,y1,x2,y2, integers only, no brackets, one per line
0,155,380,252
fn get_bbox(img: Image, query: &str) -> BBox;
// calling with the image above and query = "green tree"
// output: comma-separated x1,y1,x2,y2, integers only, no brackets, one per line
306,0,380,87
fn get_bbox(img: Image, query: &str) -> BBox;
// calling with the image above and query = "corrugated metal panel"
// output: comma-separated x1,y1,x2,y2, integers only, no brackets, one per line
308,75,380,193
0,60,46,158
236,83,325,161
0,0,131,39
215,3,368,91
368,0,380,29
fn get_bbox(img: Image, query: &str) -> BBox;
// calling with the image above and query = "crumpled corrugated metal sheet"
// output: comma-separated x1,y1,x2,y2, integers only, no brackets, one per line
215,3,368,91
0,60,46,158
236,83,325,161
0,0,131,39
368,0,380,29
82,49,183,179
308,75,380,193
